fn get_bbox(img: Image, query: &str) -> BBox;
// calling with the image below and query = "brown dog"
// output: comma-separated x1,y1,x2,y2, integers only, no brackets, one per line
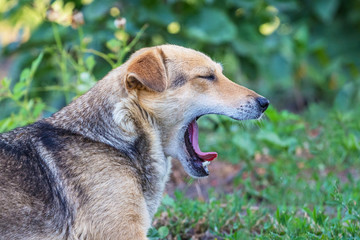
0,45,269,239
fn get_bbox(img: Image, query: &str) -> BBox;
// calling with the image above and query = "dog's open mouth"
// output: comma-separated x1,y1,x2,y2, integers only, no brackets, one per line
184,119,218,175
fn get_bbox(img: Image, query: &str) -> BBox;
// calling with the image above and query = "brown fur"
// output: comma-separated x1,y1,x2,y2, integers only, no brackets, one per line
0,45,268,239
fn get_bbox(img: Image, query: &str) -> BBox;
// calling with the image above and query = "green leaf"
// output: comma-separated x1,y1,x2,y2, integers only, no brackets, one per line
138,4,174,26
0,118,13,133
106,39,121,53
313,0,339,22
30,52,44,75
232,133,256,157
1,77,11,90
19,68,30,83
147,227,159,239
266,53,292,86
342,133,360,151
83,0,113,22
343,215,359,222
256,130,298,151
162,194,175,207
32,101,45,118
26,99,34,112
294,24,309,45
185,8,237,44
85,56,96,71
326,200,342,206
12,82,27,99
334,82,357,111
158,226,169,238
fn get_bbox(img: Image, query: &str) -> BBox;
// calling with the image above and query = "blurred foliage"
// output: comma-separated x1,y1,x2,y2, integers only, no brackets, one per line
0,52,46,132
1,0,360,117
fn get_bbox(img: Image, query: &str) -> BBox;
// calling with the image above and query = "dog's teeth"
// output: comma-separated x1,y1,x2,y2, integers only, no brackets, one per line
203,165,209,174
202,162,210,174
202,161,210,167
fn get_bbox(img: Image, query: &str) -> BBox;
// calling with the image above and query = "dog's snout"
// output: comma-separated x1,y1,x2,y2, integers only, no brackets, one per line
256,97,270,112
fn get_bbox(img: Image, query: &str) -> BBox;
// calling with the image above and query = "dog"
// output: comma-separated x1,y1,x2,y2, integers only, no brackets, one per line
0,45,269,239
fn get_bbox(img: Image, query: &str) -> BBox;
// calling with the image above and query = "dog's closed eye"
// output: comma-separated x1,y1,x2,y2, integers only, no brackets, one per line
199,74,216,81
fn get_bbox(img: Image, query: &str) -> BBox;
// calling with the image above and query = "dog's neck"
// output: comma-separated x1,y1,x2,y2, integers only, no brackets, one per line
46,76,171,218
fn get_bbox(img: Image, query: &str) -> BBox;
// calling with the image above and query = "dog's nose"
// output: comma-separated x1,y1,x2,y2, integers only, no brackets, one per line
256,97,270,112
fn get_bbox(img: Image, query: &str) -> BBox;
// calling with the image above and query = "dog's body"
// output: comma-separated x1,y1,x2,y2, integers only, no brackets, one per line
0,45,268,239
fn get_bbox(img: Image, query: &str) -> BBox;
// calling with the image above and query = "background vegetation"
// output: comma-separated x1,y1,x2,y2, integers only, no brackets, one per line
1,0,359,239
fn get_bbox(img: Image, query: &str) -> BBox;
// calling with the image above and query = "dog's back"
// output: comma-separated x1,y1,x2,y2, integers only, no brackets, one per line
0,122,74,239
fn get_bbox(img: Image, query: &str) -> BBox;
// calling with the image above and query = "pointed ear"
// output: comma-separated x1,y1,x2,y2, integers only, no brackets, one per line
125,48,167,92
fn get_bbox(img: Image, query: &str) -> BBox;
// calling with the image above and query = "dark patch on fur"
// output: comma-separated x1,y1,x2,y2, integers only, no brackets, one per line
34,122,67,151
0,123,74,236
171,73,187,88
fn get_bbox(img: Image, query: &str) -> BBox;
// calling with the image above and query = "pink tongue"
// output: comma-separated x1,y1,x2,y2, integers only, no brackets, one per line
188,120,218,161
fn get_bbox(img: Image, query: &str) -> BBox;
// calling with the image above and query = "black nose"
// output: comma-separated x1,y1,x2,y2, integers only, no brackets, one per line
256,97,270,112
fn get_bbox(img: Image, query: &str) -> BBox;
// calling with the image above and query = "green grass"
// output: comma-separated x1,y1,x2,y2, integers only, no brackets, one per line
149,106,360,239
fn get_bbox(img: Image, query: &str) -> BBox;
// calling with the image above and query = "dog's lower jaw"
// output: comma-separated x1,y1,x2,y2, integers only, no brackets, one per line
177,155,210,178
164,143,209,178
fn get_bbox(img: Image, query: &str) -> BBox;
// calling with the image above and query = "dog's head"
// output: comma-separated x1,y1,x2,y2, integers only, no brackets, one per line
123,45,269,178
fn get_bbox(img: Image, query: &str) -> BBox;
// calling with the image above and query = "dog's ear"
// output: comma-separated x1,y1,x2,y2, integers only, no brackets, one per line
125,49,167,92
